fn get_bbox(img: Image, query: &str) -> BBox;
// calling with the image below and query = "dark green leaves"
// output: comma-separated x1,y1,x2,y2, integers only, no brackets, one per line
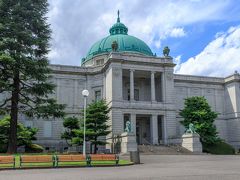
0,0,65,118
180,96,220,144
61,100,111,153
0,116,38,152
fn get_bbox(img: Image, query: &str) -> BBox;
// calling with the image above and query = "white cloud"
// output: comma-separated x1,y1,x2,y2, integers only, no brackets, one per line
154,40,161,49
174,55,182,73
47,0,237,65
175,26,240,77
169,28,186,38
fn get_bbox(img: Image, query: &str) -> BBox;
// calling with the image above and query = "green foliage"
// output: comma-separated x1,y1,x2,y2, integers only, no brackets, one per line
180,96,219,145
61,117,80,146
73,100,111,153
25,144,44,153
0,0,65,152
0,0,66,117
0,116,38,153
203,141,235,155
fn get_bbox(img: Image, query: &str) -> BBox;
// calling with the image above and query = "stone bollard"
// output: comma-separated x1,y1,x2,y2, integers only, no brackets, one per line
130,151,140,164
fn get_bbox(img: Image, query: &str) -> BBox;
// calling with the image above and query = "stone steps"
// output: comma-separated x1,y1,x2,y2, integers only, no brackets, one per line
138,144,194,155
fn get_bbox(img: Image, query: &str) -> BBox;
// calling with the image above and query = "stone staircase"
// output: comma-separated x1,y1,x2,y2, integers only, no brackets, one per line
138,144,193,155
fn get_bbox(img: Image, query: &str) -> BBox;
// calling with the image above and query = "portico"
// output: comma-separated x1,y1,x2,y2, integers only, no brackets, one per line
122,69,164,102
123,113,165,145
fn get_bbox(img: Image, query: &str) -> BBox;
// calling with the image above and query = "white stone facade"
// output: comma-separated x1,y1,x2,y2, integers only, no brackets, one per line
3,52,240,151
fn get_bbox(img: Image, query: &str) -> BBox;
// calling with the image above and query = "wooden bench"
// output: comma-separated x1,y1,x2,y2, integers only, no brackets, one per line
20,155,55,168
89,154,119,166
55,155,89,167
0,156,15,168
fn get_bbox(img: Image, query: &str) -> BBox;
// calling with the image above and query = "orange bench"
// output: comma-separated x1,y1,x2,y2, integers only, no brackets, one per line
89,154,119,166
55,155,89,167
0,156,15,168
20,155,55,167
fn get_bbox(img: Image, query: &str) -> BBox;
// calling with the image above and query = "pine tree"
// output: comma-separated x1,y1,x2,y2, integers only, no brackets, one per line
0,0,65,153
180,96,219,144
61,117,80,146
86,100,111,154
73,100,111,154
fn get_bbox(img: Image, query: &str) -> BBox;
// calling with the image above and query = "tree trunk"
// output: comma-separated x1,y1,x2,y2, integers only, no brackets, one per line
94,137,97,154
7,73,20,154
90,143,92,154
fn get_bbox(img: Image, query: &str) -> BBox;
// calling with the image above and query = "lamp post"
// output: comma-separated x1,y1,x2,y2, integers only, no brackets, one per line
82,89,89,156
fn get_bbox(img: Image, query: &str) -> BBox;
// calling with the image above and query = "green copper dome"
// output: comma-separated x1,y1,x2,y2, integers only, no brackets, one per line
82,11,153,63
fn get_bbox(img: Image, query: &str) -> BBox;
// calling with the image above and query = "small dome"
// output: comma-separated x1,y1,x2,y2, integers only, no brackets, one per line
83,11,153,63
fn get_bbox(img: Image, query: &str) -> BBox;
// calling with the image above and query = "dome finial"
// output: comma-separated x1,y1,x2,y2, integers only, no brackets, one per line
109,10,128,35
117,10,120,22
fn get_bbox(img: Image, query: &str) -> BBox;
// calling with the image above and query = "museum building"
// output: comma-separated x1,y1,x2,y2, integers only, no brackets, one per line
19,12,240,151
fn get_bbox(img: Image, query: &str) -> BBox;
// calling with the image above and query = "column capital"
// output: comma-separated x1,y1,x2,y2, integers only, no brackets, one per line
151,71,156,74
129,69,135,72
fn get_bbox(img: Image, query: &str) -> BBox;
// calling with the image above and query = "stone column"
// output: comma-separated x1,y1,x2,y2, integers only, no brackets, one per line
103,73,106,99
131,113,136,135
151,71,156,102
162,115,167,144
130,69,135,101
161,72,165,102
150,115,158,145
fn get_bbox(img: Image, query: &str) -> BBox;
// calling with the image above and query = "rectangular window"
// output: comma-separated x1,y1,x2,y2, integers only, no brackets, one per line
123,114,130,131
95,90,101,101
43,121,52,138
96,59,104,66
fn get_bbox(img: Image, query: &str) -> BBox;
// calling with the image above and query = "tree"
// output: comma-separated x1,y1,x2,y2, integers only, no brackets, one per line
74,100,111,154
180,96,219,144
61,117,80,146
0,0,65,153
0,116,37,153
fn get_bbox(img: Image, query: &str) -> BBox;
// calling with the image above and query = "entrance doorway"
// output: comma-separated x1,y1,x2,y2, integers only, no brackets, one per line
136,115,151,145
158,115,164,144
136,115,164,145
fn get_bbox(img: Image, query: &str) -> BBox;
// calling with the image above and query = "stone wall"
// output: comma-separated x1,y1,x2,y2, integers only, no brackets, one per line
174,73,240,148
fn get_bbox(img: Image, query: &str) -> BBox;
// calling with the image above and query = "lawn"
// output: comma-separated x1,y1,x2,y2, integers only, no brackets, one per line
0,154,132,169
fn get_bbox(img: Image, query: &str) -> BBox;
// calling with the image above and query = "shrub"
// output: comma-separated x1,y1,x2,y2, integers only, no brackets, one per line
25,144,44,153
0,116,38,153
203,141,235,155
180,96,220,144
0,144,7,153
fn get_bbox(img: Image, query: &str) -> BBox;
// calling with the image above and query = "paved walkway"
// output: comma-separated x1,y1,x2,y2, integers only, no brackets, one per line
1,155,240,180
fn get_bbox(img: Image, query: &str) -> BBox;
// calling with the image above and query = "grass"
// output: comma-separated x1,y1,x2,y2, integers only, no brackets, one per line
203,141,235,155
0,154,132,169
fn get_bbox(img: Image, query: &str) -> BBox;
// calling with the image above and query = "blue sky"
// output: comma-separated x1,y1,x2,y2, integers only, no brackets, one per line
47,0,240,77
159,21,240,62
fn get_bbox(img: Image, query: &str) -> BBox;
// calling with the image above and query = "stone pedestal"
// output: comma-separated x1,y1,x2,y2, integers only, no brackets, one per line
121,132,137,153
130,151,140,164
182,133,202,153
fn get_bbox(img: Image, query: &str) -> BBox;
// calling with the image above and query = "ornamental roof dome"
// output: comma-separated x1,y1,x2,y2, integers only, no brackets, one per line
82,11,153,63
